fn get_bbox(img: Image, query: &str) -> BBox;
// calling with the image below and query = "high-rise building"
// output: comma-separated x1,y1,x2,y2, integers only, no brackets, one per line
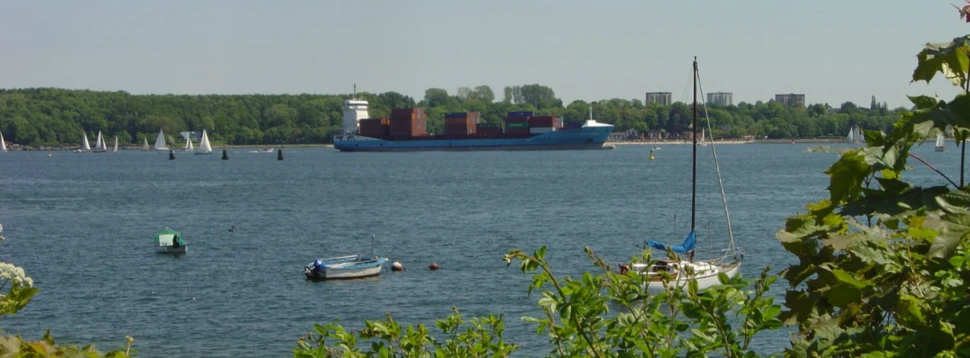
774,93,806,107
707,92,733,106
644,92,672,106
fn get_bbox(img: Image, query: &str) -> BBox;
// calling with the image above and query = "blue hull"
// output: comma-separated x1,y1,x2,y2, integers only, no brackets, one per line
334,126,613,152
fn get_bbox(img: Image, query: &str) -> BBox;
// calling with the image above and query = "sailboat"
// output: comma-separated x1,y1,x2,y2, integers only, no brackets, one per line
0,130,6,152
195,130,213,155
93,131,107,153
184,135,195,152
142,137,150,151
935,133,946,152
631,57,743,294
154,129,168,151
113,136,118,153
846,126,863,144
78,132,92,152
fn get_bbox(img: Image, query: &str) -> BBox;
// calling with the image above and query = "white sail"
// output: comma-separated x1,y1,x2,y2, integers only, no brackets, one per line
154,129,168,150
936,133,946,152
142,137,150,151
113,136,118,152
94,131,106,151
184,135,194,151
199,130,212,153
0,130,6,152
82,133,91,151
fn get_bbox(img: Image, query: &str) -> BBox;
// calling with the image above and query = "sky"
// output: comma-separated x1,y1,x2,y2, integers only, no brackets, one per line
1,0,967,108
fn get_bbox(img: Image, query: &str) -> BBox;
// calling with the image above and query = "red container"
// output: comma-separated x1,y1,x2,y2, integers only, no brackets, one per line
359,118,390,137
529,116,558,128
390,108,427,137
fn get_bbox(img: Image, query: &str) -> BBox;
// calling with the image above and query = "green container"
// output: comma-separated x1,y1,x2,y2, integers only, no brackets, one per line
506,122,528,128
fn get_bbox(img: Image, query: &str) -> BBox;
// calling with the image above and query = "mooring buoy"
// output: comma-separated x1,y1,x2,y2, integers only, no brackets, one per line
221,149,228,160
428,262,440,271
169,149,175,160
391,261,404,272
277,148,284,160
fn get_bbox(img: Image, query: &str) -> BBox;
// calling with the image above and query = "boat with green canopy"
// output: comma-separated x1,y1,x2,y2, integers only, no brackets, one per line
155,227,187,254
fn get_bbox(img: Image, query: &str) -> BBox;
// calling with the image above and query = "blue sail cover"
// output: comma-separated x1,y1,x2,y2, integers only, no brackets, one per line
647,230,696,254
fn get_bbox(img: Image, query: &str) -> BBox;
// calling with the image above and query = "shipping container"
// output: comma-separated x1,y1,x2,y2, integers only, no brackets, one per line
506,122,528,128
477,123,501,128
390,108,427,137
508,111,535,117
358,118,390,137
505,116,529,123
445,112,469,119
529,127,556,134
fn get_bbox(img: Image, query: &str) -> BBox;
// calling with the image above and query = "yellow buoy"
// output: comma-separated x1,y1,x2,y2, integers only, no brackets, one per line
649,150,655,160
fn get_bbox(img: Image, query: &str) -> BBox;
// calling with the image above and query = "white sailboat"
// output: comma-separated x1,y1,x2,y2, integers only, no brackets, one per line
632,57,743,294
184,135,194,152
153,129,168,151
0,130,6,152
935,133,946,152
142,137,150,151
846,126,863,144
79,132,91,152
113,136,118,153
93,131,107,153
195,130,213,155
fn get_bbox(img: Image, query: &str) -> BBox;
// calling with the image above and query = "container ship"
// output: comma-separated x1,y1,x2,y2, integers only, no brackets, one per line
333,98,614,152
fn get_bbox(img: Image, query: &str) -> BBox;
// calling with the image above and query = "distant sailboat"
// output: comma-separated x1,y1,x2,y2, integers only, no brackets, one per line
935,133,946,152
154,129,168,151
184,135,194,152
195,130,213,155
113,136,118,153
142,137,150,151
81,132,91,152
93,131,107,153
846,126,863,144
0,130,6,152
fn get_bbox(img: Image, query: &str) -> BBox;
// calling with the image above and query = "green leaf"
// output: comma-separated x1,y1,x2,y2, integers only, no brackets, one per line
913,36,970,88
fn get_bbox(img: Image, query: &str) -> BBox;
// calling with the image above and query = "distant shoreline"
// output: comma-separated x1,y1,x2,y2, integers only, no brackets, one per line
8,139,854,151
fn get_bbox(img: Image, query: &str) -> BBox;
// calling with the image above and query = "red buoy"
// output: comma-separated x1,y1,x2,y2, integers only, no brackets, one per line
619,264,629,275
428,262,440,271
391,261,404,272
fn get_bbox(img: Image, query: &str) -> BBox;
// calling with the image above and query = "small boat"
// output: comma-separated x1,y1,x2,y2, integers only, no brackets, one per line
304,255,388,280
142,137,150,151
935,133,946,152
93,131,108,153
154,129,168,151
184,135,194,152
113,136,118,153
260,148,274,153
154,227,187,254
0,129,6,152
195,130,213,155
631,57,742,294
78,132,91,153
651,146,661,151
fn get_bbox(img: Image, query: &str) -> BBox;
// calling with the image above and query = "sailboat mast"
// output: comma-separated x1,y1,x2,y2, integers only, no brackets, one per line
691,57,698,233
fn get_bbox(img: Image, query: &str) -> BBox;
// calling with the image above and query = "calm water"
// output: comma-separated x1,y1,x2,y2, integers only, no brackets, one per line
0,143,960,357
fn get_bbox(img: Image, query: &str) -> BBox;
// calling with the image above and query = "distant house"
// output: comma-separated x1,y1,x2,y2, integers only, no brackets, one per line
180,131,201,142
647,129,663,140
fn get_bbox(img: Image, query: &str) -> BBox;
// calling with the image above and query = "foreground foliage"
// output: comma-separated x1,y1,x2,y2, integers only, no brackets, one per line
294,247,783,358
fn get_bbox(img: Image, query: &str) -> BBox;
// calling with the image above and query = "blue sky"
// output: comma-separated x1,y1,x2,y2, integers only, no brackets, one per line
1,1,966,108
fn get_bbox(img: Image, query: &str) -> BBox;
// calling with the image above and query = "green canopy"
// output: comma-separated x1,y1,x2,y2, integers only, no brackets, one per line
155,227,185,247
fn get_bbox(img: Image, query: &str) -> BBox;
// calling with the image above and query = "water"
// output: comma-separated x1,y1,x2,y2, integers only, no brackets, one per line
0,143,960,357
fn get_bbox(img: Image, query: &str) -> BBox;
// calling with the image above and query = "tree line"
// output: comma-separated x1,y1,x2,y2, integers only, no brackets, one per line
0,85,903,147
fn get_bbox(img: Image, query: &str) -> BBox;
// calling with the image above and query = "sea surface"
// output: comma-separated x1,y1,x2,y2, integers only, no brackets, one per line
0,143,961,357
